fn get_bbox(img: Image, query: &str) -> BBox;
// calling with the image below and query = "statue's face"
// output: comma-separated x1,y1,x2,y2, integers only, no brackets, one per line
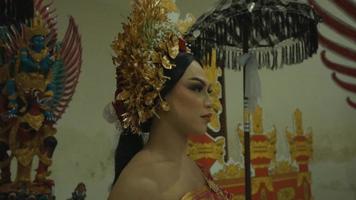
31,35,45,50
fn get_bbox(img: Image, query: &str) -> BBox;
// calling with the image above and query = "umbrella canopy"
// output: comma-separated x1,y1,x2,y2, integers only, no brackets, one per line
186,0,321,70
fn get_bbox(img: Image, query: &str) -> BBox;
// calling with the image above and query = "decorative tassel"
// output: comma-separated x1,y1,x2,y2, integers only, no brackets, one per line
273,50,277,69
258,51,262,68
294,43,297,64
222,48,226,69
299,41,302,64
234,51,239,69
267,51,271,68
225,49,229,69
292,44,295,65
302,41,306,60
290,44,293,65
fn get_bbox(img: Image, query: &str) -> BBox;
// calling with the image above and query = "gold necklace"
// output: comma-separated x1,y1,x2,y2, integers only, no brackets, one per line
28,48,49,63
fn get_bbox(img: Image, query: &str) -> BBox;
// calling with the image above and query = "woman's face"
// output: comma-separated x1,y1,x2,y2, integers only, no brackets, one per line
164,60,212,135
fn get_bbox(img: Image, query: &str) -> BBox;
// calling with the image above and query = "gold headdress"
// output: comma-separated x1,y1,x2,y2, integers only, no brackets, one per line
25,14,49,41
112,0,188,133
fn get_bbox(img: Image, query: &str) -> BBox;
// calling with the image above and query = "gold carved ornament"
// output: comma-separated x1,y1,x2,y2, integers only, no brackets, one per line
24,14,49,43
231,195,245,200
297,172,311,187
213,163,245,180
187,136,225,162
204,48,223,133
260,187,268,200
252,177,273,195
9,121,39,169
277,187,295,200
112,0,186,133
28,47,49,63
21,113,45,131
15,72,47,93
271,160,296,175
286,109,313,162
8,120,56,182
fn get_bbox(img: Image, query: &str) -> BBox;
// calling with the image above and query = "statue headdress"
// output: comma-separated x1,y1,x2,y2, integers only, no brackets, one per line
25,14,49,41
112,0,191,133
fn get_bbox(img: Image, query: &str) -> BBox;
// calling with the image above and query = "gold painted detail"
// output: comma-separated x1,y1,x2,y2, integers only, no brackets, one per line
213,163,245,180
187,136,225,162
252,177,273,195
15,72,47,93
16,160,33,182
204,48,223,133
253,106,263,134
25,15,49,42
28,47,49,63
250,136,276,161
271,161,296,175
14,148,37,167
260,187,268,200
41,124,57,137
277,187,295,200
294,109,303,135
232,195,245,200
297,172,311,187
8,119,56,183
286,109,313,162
161,0,177,12
21,113,45,131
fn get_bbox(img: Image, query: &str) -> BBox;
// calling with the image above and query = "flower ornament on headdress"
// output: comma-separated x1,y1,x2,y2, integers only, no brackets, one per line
111,0,190,133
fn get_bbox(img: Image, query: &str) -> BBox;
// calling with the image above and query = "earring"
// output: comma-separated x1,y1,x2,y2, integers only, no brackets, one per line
161,101,170,111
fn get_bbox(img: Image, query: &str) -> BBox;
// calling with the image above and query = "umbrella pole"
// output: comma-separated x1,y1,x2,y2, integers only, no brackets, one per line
242,17,252,200
243,67,252,200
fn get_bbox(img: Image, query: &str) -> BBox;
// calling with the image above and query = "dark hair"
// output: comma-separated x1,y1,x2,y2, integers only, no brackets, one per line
112,52,196,186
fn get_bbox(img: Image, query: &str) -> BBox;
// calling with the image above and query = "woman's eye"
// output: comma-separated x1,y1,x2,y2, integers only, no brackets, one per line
189,85,203,92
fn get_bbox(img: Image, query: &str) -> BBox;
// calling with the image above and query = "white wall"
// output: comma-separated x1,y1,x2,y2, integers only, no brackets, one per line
47,0,356,199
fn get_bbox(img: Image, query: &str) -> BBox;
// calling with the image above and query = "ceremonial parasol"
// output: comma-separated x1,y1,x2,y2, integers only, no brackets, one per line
185,0,321,199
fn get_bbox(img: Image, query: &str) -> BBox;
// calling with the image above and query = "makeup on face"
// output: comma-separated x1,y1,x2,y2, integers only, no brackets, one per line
184,77,213,123
164,60,213,134
186,77,212,95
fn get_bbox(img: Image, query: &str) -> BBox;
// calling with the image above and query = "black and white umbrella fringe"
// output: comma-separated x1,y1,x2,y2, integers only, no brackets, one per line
198,38,316,70
185,0,321,70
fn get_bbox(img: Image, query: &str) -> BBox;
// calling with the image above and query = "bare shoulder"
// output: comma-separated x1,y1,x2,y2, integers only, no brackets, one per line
108,175,159,200
108,150,162,200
